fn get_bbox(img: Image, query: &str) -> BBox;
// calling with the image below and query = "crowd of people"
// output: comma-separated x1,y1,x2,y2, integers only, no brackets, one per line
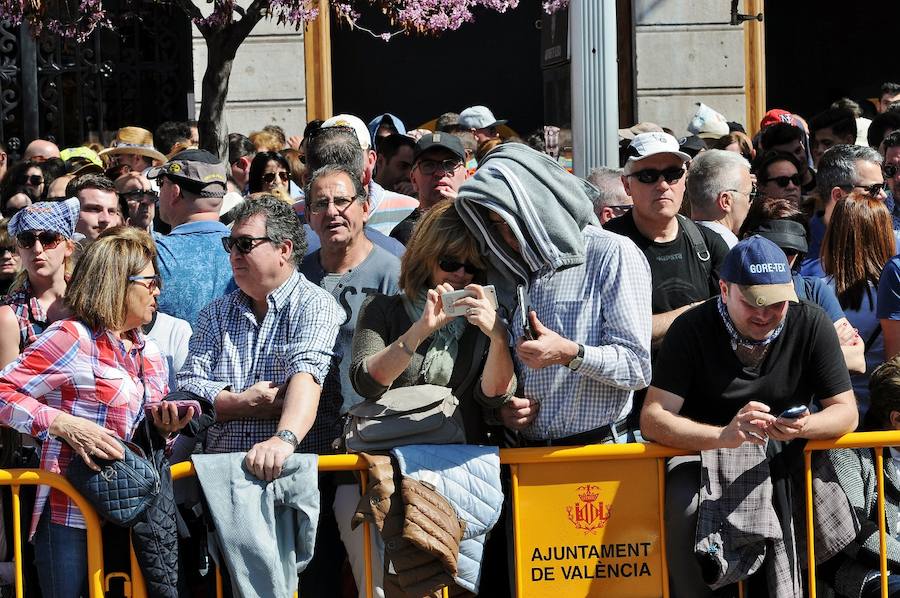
0,88,899,597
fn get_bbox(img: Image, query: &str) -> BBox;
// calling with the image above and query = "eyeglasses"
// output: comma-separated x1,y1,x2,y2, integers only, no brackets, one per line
127,274,161,292
118,190,159,205
262,171,290,185
416,159,463,176
885,164,900,178
438,258,480,275
626,167,686,185
16,230,63,250
843,182,886,196
221,236,272,254
762,173,802,188
725,184,760,202
308,196,358,214
19,175,43,186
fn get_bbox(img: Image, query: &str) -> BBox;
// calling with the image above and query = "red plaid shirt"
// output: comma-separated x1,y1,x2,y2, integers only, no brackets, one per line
0,319,169,536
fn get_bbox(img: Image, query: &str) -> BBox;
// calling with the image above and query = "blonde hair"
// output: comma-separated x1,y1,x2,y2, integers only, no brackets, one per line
399,202,485,297
65,226,158,331
249,130,283,153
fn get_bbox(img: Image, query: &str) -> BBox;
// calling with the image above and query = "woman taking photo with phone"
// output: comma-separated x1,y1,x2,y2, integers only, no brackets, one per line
0,226,191,597
0,198,80,366
351,200,515,442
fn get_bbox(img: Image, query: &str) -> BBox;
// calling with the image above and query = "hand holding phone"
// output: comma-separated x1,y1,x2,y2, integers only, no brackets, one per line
441,285,498,317
517,285,535,340
778,405,808,420
145,399,201,421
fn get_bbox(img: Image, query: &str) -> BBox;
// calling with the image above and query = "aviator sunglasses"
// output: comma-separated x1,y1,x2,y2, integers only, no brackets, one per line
16,230,63,250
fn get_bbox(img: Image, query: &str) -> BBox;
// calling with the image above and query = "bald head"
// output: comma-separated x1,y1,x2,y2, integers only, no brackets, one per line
23,139,60,162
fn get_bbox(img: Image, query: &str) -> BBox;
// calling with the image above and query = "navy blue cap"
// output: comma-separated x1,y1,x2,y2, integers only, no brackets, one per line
720,235,798,306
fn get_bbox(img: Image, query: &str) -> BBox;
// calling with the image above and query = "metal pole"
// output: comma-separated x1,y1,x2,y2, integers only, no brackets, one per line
570,0,619,176
19,21,38,143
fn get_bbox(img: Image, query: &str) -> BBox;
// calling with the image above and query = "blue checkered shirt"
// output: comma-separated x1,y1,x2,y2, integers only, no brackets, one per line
515,226,652,440
177,270,343,454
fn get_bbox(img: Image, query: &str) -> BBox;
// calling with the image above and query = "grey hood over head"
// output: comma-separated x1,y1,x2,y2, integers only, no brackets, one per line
455,143,599,288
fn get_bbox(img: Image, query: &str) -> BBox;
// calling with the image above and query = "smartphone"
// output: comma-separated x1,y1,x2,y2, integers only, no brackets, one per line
441,285,498,317
778,405,808,420
145,400,201,420
517,285,535,340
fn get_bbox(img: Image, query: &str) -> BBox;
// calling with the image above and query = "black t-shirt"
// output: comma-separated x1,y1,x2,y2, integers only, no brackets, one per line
389,209,421,246
604,211,729,313
651,299,851,427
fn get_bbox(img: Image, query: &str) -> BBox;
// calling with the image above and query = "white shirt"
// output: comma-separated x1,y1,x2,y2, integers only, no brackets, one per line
697,220,739,249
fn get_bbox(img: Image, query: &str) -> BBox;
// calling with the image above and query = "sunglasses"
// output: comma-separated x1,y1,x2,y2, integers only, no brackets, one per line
885,164,900,178
119,190,159,204
127,274,161,292
0,246,14,255
19,175,43,186
626,166,686,185
221,236,272,254
762,173,802,188
845,182,886,196
438,258,480,275
262,171,290,185
416,159,463,176
16,230,63,250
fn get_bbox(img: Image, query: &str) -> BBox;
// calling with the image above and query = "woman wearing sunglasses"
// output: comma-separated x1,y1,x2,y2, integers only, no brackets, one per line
351,201,515,443
0,226,190,597
247,151,292,200
0,198,80,366
754,150,804,208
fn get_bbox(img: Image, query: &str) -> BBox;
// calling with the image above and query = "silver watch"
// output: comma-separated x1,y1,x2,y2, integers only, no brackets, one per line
274,429,299,449
566,344,585,371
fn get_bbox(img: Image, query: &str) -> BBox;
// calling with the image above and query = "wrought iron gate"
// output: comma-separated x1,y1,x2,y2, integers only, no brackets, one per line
0,1,192,157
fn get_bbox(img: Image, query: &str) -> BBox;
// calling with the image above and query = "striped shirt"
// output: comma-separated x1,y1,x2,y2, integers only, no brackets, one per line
515,226,653,440
177,270,343,454
0,320,169,535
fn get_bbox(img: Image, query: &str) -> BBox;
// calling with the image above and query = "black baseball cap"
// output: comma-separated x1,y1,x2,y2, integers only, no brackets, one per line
413,133,466,163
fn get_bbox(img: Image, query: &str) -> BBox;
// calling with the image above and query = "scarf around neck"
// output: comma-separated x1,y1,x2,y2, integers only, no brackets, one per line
402,289,467,386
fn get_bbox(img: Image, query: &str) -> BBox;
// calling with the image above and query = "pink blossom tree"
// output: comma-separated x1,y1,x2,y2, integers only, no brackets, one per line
0,0,567,156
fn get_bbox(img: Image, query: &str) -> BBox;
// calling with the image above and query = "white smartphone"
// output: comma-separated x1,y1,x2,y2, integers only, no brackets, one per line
442,285,498,317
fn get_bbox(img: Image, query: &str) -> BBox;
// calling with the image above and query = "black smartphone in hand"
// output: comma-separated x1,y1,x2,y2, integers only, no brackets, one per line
517,285,535,340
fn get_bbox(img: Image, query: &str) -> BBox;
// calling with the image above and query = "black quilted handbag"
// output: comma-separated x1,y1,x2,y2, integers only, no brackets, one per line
66,439,160,527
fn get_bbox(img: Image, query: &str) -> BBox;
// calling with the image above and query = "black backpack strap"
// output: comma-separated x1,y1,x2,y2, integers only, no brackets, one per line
676,214,711,262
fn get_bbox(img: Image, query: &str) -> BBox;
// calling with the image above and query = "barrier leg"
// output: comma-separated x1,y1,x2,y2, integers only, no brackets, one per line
360,469,374,598
129,538,147,598
215,561,223,598
876,451,889,598
11,486,21,598
805,451,817,598
656,459,670,598
510,465,522,598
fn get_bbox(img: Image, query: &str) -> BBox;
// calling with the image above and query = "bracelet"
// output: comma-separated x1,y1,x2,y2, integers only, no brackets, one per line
396,338,415,356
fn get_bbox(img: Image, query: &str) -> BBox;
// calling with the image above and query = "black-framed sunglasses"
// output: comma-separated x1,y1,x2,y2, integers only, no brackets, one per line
438,258,480,275
19,174,43,186
128,274,161,292
762,173,802,188
118,190,159,205
221,236,272,254
843,182,886,196
0,245,15,255
416,159,463,176
262,171,290,185
16,230,63,250
885,164,900,178
626,166,685,185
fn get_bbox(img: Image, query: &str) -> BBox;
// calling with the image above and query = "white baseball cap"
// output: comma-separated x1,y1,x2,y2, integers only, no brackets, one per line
321,114,372,150
626,132,692,164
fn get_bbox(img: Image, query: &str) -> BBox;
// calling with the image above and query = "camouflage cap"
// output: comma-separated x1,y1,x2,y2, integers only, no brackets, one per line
146,149,227,198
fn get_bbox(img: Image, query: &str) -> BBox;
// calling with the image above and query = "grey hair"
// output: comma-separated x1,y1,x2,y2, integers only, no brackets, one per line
686,150,751,216
304,164,367,206
586,167,626,209
305,127,365,176
229,193,306,265
816,144,883,199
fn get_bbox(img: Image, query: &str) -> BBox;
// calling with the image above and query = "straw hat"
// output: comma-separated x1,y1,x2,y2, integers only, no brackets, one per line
98,127,167,164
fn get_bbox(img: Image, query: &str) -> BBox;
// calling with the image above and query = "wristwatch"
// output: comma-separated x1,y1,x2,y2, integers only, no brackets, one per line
566,344,585,371
274,429,299,449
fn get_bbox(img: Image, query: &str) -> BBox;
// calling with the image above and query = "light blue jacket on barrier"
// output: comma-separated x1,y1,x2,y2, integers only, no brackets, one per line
193,453,320,598
392,444,504,594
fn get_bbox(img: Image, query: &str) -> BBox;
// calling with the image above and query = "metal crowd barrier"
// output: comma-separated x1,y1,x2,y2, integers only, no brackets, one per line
7,434,899,598
805,430,900,598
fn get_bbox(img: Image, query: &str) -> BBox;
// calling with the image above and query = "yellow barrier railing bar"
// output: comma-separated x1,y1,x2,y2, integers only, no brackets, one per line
806,430,900,598
0,469,106,597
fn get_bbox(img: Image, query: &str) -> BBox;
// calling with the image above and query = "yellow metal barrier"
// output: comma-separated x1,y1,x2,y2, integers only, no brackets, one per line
805,430,900,598
0,468,106,598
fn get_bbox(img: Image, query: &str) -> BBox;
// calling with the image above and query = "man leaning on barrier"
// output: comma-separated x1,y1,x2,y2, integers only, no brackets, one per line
640,235,857,596
455,142,652,445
